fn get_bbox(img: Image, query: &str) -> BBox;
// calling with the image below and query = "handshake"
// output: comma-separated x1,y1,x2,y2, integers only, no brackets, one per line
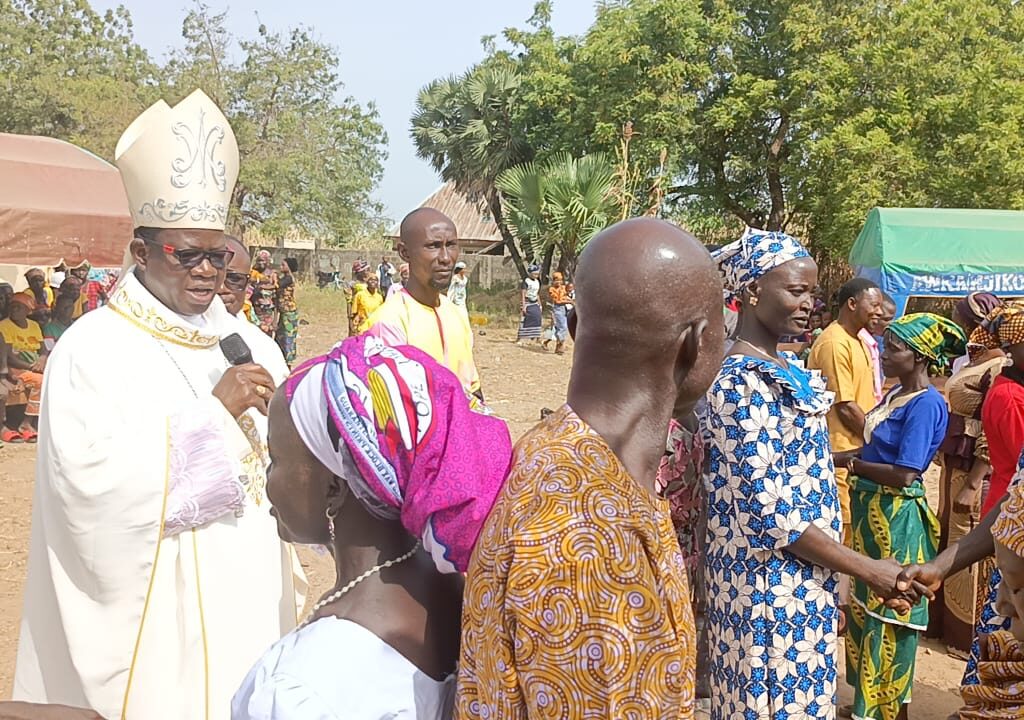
868,559,942,615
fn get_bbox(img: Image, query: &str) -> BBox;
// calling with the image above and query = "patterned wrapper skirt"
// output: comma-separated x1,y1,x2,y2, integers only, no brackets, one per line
963,560,1007,688
847,475,939,720
275,310,298,365
518,301,542,340
254,302,277,337
960,630,1024,718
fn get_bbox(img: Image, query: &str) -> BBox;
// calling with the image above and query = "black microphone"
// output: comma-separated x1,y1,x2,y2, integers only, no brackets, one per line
220,333,253,366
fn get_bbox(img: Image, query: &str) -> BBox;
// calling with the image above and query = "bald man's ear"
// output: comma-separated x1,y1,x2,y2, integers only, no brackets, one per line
397,241,411,264
673,318,707,389
568,307,578,341
671,321,704,376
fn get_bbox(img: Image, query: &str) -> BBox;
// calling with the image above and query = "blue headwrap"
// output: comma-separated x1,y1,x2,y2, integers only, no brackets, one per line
711,228,811,303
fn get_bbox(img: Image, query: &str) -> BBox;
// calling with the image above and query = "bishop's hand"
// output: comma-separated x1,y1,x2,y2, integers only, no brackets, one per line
212,363,276,417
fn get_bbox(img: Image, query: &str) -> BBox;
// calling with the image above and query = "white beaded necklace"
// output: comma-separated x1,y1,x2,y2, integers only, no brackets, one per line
303,540,421,626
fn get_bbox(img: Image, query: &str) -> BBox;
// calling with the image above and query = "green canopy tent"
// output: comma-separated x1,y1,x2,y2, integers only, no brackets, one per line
849,207,1024,315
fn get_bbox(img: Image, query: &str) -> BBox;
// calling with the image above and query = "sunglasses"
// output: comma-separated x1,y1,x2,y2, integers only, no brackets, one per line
143,238,235,270
223,271,250,291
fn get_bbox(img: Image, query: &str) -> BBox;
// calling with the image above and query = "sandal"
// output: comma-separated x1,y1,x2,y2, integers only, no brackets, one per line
18,427,37,443
0,428,24,443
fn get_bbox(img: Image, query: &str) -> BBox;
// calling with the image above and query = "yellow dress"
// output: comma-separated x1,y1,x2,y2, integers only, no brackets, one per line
456,405,696,719
350,288,384,330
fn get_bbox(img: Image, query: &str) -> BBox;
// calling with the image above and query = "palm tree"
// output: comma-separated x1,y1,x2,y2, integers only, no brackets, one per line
411,64,531,278
497,153,619,277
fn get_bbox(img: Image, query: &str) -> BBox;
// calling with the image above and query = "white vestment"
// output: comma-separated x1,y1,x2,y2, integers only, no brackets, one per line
14,272,305,720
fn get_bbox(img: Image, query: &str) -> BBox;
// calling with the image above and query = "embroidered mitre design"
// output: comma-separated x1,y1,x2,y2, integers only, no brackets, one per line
115,89,239,231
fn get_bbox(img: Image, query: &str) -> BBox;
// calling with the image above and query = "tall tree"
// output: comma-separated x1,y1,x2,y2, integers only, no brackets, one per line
165,5,388,243
411,64,531,278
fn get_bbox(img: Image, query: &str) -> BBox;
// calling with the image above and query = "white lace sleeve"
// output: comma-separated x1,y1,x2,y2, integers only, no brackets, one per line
163,399,246,537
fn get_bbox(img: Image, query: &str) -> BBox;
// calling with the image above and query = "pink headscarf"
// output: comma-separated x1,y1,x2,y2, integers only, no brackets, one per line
285,335,512,573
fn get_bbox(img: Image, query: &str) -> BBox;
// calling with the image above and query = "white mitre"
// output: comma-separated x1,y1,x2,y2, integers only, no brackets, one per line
115,89,239,231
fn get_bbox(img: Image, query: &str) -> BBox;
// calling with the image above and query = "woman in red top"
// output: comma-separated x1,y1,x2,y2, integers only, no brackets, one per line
978,303,1024,515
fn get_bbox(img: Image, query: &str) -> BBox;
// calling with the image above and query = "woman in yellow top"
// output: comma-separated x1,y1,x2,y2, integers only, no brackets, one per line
0,293,47,443
351,274,384,332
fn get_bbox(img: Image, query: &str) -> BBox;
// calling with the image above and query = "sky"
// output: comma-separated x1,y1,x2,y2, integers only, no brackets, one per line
91,0,599,224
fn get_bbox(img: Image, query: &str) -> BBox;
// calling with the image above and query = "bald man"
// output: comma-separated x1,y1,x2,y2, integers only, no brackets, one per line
456,219,725,720
362,208,481,397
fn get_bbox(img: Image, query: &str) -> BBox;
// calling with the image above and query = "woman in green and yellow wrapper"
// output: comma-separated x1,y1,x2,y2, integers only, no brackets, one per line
835,313,966,720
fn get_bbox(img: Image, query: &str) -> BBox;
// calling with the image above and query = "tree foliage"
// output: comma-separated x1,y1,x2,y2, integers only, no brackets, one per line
0,0,387,244
165,5,388,242
0,0,158,158
795,0,1024,257
497,152,619,276
426,0,1024,260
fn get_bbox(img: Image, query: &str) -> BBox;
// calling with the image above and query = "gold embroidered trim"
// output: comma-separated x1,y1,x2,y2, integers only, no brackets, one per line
108,286,219,349
240,451,266,506
121,419,173,719
237,414,268,506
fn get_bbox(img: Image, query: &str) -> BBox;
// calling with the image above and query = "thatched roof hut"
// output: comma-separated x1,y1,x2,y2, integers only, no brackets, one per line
387,182,504,255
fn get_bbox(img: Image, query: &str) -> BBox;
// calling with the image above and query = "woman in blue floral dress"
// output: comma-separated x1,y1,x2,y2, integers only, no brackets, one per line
703,230,921,719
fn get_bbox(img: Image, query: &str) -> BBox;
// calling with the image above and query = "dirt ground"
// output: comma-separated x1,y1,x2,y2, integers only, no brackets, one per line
0,289,965,715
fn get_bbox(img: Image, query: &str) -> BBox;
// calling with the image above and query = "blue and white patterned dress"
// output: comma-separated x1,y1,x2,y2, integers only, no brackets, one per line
703,353,841,720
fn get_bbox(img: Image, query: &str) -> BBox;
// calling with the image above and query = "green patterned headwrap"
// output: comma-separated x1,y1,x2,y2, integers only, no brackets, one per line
886,312,967,374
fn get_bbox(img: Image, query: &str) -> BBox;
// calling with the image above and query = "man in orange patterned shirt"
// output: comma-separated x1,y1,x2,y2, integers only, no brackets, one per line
456,218,726,719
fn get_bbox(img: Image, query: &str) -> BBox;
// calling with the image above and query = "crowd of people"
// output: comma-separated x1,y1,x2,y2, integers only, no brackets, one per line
245,249,302,365
8,87,1024,720
0,261,119,445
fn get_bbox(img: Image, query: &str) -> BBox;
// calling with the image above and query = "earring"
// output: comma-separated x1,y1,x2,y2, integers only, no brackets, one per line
749,296,759,307
326,507,337,542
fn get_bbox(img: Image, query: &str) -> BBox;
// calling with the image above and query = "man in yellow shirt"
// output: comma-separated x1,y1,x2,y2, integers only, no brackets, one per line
351,273,384,330
362,208,482,398
0,293,47,442
807,277,884,539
